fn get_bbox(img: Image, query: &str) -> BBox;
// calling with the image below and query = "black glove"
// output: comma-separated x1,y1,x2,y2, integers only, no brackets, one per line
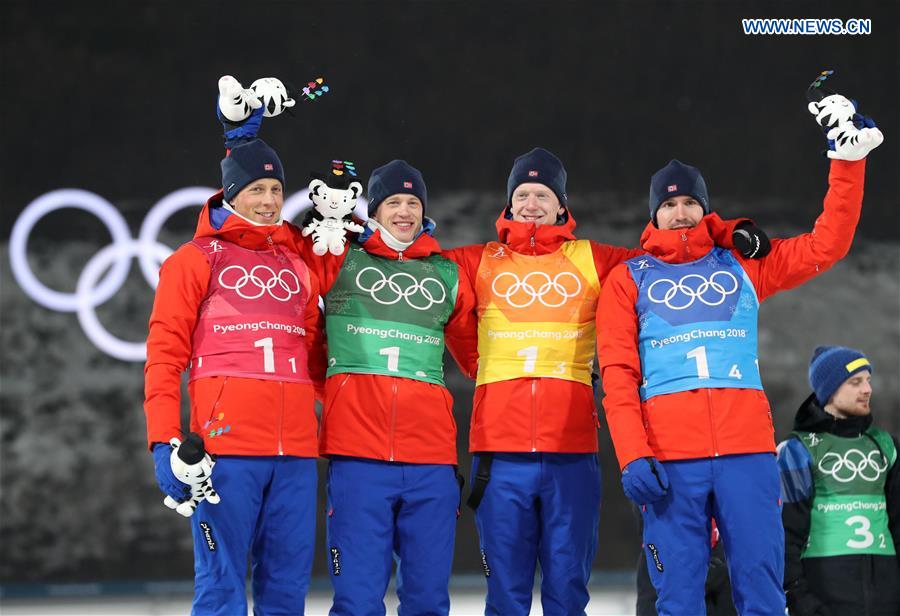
704,554,729,595
786,582,832,616
732,221,771,259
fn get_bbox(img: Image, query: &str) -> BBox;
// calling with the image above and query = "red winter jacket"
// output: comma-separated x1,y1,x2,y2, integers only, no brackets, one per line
298,224,479,465
143,191,325,456
598,159,867,469
444,209,746,454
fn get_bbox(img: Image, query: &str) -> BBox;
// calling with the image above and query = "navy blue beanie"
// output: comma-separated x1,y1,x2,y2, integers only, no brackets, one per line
367,160,427,215
507,147,567,206
649,160,710,222
808,346,873,406
221,139,286,202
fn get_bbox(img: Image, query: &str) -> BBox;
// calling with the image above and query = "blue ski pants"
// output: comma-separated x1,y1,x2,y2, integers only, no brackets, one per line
473,453,602,616
326,457,461,616
641,453,785,616
190,456,317,616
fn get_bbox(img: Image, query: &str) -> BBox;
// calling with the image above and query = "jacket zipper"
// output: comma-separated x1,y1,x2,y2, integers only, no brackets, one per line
205,376,229,430
707,388,718,456
321,374,352,430
278,380,285,455
389,379,398,461
397,250,404,261
529,235,536,255
531,379,537,452
681,232,690,260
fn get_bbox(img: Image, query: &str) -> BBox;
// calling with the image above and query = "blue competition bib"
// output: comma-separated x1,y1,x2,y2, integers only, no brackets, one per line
627,248,762,401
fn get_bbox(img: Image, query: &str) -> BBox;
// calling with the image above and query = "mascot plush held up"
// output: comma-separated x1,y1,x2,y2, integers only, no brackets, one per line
303,161,364,256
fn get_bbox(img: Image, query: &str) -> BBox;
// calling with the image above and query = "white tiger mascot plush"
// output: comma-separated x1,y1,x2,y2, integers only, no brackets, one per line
217,75,295,122
163,433,220,518
806,71,884,161
302,162,365,256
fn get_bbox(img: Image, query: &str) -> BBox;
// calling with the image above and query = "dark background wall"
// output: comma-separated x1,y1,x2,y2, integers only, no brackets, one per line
1,0,898,588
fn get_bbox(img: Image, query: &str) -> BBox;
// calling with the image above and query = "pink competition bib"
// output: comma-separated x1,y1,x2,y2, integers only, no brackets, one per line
188,237,312,383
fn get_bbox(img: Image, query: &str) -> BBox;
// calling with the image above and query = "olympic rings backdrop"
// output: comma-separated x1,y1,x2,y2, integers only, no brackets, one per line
0,0,897,593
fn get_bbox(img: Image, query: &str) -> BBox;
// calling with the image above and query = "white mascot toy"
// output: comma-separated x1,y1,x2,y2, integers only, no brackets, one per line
806,70,884,161
163,433,220,518
217,75,295,122
302,161,365,256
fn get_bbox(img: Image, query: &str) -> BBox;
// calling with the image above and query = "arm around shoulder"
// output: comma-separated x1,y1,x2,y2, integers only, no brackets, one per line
444,258,479,380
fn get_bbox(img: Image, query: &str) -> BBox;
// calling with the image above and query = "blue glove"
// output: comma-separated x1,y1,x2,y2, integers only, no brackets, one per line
621,457,669,505
852,112,876,130
152,442,190,502
219,104,264,149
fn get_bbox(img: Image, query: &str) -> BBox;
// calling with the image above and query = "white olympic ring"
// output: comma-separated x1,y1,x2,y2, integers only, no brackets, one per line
218,265,301,301
354,267,447,311
491,271,582,308
10,187,366,362
646,271,739,311
818,449,888,483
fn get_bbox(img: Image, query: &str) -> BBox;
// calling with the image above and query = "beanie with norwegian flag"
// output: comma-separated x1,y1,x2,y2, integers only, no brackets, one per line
648,159,710,224
506,147,568,206
221,139,286,202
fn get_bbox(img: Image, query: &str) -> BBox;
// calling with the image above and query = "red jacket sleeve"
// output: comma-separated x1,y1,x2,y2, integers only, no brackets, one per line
589,242,644,284
707,214,749,248
293,227,348,295
143,243,210,449
739,159,866,301
588,215,749,285
444,257,479,380
303,269,327,402
596,262,654,469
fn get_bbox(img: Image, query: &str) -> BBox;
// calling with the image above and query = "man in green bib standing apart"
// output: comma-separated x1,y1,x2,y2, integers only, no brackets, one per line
777,346,900,615
302,160,478,616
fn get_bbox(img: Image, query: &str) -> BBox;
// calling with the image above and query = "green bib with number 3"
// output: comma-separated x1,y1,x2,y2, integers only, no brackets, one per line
795,428,897,558
325,247,458,385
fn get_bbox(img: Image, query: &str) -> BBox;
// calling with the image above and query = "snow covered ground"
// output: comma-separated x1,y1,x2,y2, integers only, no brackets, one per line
1,584,636,615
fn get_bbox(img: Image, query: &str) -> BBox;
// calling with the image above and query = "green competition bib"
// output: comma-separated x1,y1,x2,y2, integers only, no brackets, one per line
325,246,458,384
795,428,897,558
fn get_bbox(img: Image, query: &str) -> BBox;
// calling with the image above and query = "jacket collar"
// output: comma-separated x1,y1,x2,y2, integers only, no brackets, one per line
358,217,442,259
639,213,728,263
195,190,293,250
793,393,874,437
495,206,578,255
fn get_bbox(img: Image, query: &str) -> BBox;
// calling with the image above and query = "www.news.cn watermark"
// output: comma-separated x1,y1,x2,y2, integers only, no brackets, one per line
742,18,871,35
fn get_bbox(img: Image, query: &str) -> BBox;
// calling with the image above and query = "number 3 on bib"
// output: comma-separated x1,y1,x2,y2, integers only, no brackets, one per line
845,515,875,549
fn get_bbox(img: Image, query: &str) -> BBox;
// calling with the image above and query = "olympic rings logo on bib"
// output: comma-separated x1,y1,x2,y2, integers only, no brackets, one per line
491,271,582,308
818,449,888,483
219,265,301,302
354,267,447,311
647,271,739,311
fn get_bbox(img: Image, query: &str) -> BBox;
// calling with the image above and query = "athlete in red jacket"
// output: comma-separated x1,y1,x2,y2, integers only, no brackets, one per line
443,147,761,615
298,160,477,615
598,96,883,615
145,137,325,615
